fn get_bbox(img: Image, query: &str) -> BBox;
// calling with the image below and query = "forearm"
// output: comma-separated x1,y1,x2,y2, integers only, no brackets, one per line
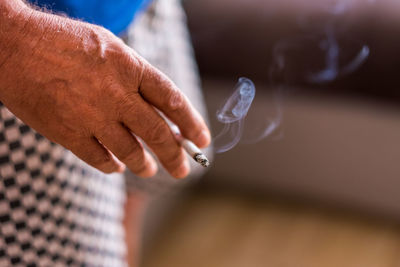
0,0,41,101
0,0,210,178
0,0,32,68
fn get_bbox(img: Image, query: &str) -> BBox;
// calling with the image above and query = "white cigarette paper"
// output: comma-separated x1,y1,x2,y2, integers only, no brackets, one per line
170,125,210,167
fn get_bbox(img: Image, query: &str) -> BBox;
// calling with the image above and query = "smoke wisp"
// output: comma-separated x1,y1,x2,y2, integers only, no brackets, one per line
213,0,373,154
213,78,256,153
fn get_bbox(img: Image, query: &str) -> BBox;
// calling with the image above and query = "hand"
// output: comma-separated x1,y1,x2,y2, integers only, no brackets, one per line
0,1,211,178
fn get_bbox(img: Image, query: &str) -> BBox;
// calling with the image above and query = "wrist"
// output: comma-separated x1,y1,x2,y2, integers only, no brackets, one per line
0,1,38,102
0,0,34,66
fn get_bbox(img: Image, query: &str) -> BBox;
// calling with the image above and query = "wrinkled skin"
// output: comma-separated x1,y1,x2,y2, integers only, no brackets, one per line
0,0,211,178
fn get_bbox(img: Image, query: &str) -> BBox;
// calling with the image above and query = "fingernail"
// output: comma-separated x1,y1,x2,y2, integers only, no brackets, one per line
197,130,211,148
174,160,190,179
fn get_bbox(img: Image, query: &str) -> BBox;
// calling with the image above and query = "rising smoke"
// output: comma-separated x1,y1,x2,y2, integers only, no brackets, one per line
213,0,373,153
213,78,256,153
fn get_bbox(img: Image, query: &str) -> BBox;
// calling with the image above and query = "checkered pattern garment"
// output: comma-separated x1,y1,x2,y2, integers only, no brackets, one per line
0,0,209,265
0,102,126,267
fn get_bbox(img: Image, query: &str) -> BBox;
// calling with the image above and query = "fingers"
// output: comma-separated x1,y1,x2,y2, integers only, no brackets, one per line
121,98,190,179
139,63,211,148
69,137,125,174
95,123,158,178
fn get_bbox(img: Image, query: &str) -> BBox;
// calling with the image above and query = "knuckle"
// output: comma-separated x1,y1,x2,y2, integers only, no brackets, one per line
120,92,140,110
104,45,126,66
105,42,141,80
95,126,113,142
117,96,140,121
147,123,171,145
84,27,113,62
167,89,186,111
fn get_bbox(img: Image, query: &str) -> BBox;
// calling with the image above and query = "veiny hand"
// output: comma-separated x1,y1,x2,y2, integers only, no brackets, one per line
0,0,211,178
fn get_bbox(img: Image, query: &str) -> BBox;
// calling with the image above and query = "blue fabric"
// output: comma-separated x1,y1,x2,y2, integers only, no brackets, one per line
30,0,150,35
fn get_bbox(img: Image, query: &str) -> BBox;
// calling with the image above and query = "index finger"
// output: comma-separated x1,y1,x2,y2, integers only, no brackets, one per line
139,62,211,148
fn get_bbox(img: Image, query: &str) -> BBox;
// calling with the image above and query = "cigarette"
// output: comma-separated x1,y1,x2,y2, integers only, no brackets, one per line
170,125,210,168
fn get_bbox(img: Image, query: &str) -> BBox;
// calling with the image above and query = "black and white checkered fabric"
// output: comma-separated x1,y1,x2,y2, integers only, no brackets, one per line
0,102,126,267
0,0,211,264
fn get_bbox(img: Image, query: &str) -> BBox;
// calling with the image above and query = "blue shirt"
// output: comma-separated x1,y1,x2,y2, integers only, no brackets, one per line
30,0,150,35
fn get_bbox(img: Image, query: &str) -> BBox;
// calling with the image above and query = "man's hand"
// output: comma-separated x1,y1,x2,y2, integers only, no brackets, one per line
0,0,211,178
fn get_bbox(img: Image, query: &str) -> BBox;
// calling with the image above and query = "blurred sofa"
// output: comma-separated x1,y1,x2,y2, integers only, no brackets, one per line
182,0,400,218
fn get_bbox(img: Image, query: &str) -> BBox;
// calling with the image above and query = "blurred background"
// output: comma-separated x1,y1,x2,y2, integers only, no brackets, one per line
141,0,400,266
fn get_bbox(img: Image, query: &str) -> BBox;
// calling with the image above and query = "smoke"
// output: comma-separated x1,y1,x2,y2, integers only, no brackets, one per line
213,0,373,153
213,78,256,153
308,23,370,83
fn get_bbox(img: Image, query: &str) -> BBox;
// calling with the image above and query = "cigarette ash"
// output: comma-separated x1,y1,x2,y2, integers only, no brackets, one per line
194,153,210,168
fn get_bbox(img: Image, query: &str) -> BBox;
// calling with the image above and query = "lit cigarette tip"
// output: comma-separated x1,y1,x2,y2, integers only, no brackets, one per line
170,124,210,168
194,153,210,168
